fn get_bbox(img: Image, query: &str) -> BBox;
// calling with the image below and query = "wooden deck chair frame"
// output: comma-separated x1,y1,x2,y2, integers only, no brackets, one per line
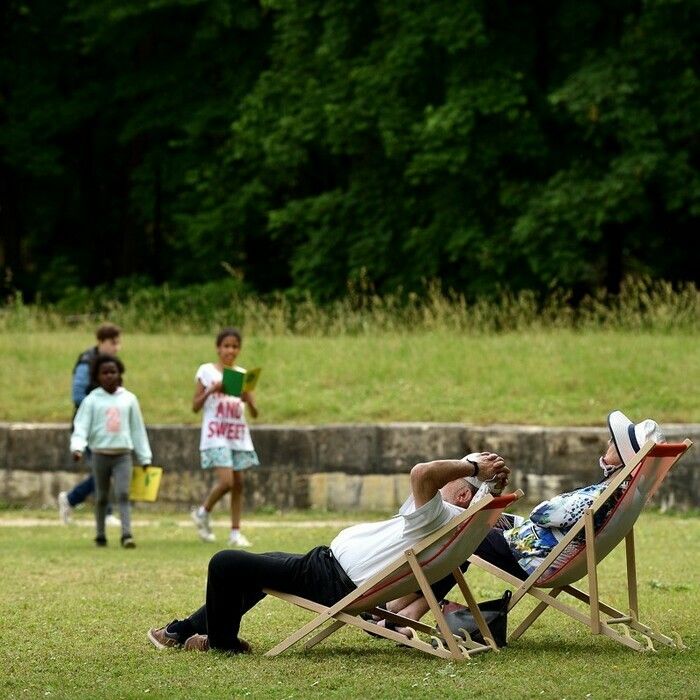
470,439,692,653
264,490,524,661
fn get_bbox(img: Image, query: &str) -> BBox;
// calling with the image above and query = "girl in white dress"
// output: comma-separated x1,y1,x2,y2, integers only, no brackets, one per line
190,328,259,546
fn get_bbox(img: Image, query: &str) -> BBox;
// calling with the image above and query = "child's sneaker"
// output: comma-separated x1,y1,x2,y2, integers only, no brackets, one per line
95,536,107,547
106,514,122,527
191,507,216,543
228,531,252,548
121,534,136,548
57,491,73,525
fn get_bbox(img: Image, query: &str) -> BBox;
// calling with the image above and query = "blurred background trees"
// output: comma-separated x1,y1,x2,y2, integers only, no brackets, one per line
1,0,698,304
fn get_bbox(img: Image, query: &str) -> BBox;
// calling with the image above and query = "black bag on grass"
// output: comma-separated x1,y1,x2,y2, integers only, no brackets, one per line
441,590,511,647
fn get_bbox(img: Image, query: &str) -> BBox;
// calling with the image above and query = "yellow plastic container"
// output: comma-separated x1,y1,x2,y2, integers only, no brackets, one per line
129,465,163,502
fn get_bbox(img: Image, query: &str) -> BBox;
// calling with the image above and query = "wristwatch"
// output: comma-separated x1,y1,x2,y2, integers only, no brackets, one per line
467,458,480,479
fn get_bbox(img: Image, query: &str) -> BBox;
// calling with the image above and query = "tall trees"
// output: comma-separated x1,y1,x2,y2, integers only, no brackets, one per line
1,0,698,301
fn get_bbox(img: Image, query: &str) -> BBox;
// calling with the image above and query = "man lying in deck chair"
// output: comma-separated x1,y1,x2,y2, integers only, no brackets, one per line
374,410,663,632
147,452,510,653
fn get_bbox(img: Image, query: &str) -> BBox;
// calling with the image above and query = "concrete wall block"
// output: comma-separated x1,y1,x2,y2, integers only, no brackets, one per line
539,427,608,482
517,473,574,504
243,469,298,510
157,467,207,504
359,474,400,511
308,473,329,510
308,472,416,511
251,426,317,471
148,425,200,472
3,469,54,503
393,474,411,507
463,426,548,475
654,458,699,510
8,423,74,471
318,473,364,509
1,422,698,510
377,423,466,471
152,468,308,511
0,423,9,499
0,423,8,470
315,425,379,473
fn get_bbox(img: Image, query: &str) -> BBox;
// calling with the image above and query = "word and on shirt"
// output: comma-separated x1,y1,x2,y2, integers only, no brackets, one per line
205,397,247,440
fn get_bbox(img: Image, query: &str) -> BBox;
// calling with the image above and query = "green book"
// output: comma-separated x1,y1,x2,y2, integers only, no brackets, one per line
222,366,262,396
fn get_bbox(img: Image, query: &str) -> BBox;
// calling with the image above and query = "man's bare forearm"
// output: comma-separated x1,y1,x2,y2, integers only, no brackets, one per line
410,454,508,508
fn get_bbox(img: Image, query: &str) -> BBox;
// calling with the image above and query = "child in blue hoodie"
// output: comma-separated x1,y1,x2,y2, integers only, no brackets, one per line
70,354,152,548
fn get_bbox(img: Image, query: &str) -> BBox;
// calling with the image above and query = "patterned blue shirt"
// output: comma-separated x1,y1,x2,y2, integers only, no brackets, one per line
503,479,627,575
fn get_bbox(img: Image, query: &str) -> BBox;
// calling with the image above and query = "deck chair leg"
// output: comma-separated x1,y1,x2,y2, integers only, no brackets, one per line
265,612,332,657
563,584,628,620
584,509,601,634
509,588,562,642
405,550,465,660
304,620,345,650
625,527,639,620
451,568,498,650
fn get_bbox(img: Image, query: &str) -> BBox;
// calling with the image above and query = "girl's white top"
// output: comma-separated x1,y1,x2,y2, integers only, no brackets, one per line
196,363,254,452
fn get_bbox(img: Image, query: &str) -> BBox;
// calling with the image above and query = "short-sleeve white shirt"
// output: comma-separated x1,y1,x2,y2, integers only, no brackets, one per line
329,492,463,586
196,363,254,452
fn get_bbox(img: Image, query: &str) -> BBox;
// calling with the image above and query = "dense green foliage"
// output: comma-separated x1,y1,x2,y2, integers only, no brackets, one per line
1,0,699,301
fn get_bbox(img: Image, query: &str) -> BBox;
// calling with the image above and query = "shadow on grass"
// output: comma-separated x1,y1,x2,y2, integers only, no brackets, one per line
273,632,673,663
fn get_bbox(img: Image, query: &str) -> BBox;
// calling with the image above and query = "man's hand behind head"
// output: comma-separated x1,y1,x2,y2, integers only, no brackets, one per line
471,452,510,482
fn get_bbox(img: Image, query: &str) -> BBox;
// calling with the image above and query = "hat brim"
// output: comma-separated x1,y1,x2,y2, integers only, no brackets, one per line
607,410,640,467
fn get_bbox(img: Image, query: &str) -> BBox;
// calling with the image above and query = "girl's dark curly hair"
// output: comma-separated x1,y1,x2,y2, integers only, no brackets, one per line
90,353,125,386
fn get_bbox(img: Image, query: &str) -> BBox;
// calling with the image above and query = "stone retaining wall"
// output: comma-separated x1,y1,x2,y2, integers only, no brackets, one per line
1,422,697,511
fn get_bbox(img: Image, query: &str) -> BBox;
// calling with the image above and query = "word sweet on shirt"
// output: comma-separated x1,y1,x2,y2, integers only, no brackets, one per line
205,398,246,440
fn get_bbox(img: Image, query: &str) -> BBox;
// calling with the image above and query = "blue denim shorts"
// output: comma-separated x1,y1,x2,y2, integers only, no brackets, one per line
200,448,260,471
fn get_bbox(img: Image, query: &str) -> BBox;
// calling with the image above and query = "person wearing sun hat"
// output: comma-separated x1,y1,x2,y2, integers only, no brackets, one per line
366,410,670,635
607,410,665,469
502,409,666,575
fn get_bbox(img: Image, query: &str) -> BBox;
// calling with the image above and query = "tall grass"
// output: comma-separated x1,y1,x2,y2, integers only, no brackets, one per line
1,276,698,335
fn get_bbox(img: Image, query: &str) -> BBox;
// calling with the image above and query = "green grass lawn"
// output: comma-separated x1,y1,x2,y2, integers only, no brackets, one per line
1,330,699,425
1,510,698,700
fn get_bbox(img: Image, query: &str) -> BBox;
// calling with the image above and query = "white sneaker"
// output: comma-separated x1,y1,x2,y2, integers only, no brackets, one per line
57,491,73,525
191,508,216,543
228,531,252,548
105,514,122,527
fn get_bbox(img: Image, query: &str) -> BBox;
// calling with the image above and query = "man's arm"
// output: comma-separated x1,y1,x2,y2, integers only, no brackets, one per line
71,361,90,407
410,453,509,508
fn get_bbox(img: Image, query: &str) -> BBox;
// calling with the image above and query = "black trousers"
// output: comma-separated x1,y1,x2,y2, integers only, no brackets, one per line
430,527,527,601
170,546,356,651
170,530,524,649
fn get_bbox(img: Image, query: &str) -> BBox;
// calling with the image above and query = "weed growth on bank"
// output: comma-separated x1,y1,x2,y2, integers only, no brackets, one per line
1,277,697,335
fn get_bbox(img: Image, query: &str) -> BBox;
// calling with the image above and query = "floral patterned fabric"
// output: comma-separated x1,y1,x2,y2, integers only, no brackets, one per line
200,447,260,471
503,477,629,575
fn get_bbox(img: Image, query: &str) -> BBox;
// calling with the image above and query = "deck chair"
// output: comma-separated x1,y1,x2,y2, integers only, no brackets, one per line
264,489,524,661
470,439,692,652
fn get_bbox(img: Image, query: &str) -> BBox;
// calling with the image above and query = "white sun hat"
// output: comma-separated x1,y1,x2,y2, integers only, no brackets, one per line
607,410,665,467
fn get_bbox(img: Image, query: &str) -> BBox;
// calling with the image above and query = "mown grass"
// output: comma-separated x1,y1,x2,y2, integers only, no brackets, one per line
0,510,698,700
0,330,698,425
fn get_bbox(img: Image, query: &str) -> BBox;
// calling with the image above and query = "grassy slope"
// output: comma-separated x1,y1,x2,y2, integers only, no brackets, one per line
0,511,698,700
1,330,698,425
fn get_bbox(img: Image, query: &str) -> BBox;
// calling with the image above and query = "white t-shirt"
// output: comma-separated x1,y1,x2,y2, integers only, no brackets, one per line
329,492,463,586
196,363,254,452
